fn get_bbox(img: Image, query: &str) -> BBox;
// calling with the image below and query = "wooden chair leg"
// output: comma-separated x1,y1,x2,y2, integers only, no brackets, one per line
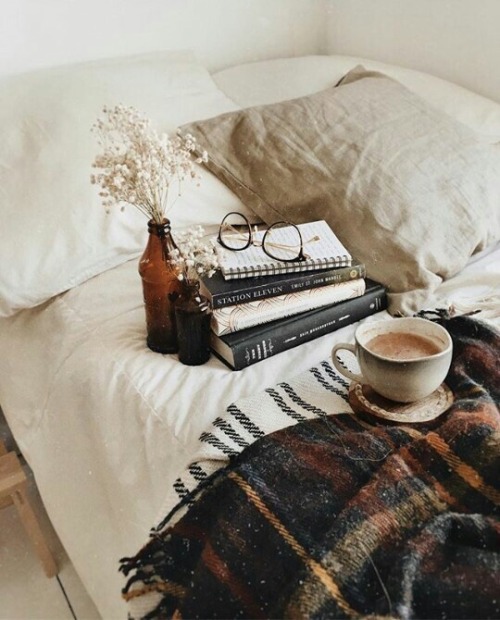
11,483,58,578
1,447,58,578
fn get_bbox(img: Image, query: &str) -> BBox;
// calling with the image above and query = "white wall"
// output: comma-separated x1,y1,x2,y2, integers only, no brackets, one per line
0,0,327,77
325,0,500,102
4,0,499,101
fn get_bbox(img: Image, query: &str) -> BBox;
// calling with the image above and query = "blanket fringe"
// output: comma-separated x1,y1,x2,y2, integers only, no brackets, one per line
150,461,232,535
416,294,500,323
119,461,233,596
415,306,483,321
415,307,452,320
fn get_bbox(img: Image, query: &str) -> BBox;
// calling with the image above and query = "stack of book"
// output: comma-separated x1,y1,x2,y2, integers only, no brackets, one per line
200,220,387,370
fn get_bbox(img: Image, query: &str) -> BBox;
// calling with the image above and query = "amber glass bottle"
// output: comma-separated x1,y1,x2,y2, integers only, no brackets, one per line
138,219,183,354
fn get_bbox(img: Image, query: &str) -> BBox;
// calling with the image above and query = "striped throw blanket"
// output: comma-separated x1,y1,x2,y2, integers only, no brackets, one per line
121,314,500,619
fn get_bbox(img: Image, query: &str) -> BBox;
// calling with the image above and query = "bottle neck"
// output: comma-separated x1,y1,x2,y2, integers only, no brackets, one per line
184,279,201,292
147,218,178,257
147,218,171,238
179,279,210,312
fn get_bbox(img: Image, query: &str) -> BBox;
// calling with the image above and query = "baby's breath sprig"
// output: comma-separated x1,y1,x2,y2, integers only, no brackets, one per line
170,226,220,284
90,104,208,224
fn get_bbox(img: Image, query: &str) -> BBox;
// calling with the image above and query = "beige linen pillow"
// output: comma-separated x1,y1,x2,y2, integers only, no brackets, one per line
181,66,500,315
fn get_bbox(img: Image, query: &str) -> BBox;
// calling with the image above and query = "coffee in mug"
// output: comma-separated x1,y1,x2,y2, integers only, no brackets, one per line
331,317,453,403
366,332,442,360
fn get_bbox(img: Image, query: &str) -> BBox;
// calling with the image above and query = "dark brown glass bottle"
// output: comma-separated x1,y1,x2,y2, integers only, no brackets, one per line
175,280,212,365
138,219,183,354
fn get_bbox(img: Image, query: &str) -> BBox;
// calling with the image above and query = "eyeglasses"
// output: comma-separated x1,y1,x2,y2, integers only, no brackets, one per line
217,212,320,263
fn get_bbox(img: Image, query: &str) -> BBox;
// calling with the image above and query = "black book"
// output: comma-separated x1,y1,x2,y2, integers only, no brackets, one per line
200,260,366,309
211,279,387,370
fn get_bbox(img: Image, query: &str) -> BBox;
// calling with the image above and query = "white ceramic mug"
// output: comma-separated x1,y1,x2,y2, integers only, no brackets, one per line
331,317,453,403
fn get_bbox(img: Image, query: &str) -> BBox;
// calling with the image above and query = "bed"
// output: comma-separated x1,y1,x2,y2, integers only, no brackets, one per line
0,50,499,619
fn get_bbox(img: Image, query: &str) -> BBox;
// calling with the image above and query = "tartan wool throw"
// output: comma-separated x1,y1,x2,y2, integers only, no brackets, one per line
121,315,500,619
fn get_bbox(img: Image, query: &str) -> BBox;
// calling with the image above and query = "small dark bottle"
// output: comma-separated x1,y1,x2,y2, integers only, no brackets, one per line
175,280,212,365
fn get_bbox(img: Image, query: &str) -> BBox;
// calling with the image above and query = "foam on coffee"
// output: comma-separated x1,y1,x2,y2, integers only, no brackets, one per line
366,332,442,360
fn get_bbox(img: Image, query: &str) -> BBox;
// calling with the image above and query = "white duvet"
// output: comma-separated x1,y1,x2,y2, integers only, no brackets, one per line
0,242,498,618
1,52,500,619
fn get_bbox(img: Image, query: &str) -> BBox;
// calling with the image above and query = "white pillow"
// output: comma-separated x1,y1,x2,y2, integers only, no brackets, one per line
0,50,250,317
214,55,500,143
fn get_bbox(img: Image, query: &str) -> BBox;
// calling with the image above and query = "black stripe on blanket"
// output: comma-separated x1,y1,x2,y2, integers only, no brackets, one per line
199,432,238,457
172,478,189,500
188,463,208,483
279,381,332,417
310,364,349,399
265,387,308,422
212,417,250,449
227,404,265,439
320,359,351,391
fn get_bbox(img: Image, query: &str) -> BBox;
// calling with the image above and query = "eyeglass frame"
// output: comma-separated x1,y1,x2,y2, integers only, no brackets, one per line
217,211,311,263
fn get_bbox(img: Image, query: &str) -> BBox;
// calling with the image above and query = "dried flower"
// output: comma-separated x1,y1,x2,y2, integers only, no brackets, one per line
170,226,220,284
90,104,208,224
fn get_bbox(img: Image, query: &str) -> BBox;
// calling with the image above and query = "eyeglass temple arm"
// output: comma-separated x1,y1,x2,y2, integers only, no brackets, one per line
264,234,320,250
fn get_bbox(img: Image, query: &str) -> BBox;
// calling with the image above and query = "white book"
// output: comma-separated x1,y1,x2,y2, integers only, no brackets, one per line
211,278,365,336
216,220,352,280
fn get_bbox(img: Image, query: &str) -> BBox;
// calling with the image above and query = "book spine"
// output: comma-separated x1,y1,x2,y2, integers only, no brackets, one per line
211,279,365,336
210,263,366,308
213,285,386,370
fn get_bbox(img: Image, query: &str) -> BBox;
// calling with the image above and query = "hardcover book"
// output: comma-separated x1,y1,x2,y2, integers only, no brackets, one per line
216,220,352,280
200,261,366,309
211,278,366,336
211,279,387,370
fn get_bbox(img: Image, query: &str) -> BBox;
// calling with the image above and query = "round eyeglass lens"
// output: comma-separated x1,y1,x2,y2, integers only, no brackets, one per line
219,213,251,250
263,222,302,261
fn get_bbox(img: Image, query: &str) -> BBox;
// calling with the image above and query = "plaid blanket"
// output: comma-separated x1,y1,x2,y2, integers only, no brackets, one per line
121,315,500,619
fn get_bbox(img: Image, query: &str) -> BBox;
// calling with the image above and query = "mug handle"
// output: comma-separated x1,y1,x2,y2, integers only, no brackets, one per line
331,343,363,383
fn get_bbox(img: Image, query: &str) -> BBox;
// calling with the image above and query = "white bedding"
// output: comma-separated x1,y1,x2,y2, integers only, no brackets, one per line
0,242,498,618
1,53,500,619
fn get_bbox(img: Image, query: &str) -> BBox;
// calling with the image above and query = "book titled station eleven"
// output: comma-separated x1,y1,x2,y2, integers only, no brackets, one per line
211,278,366,336
200,260,366,309
216,220,352,280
